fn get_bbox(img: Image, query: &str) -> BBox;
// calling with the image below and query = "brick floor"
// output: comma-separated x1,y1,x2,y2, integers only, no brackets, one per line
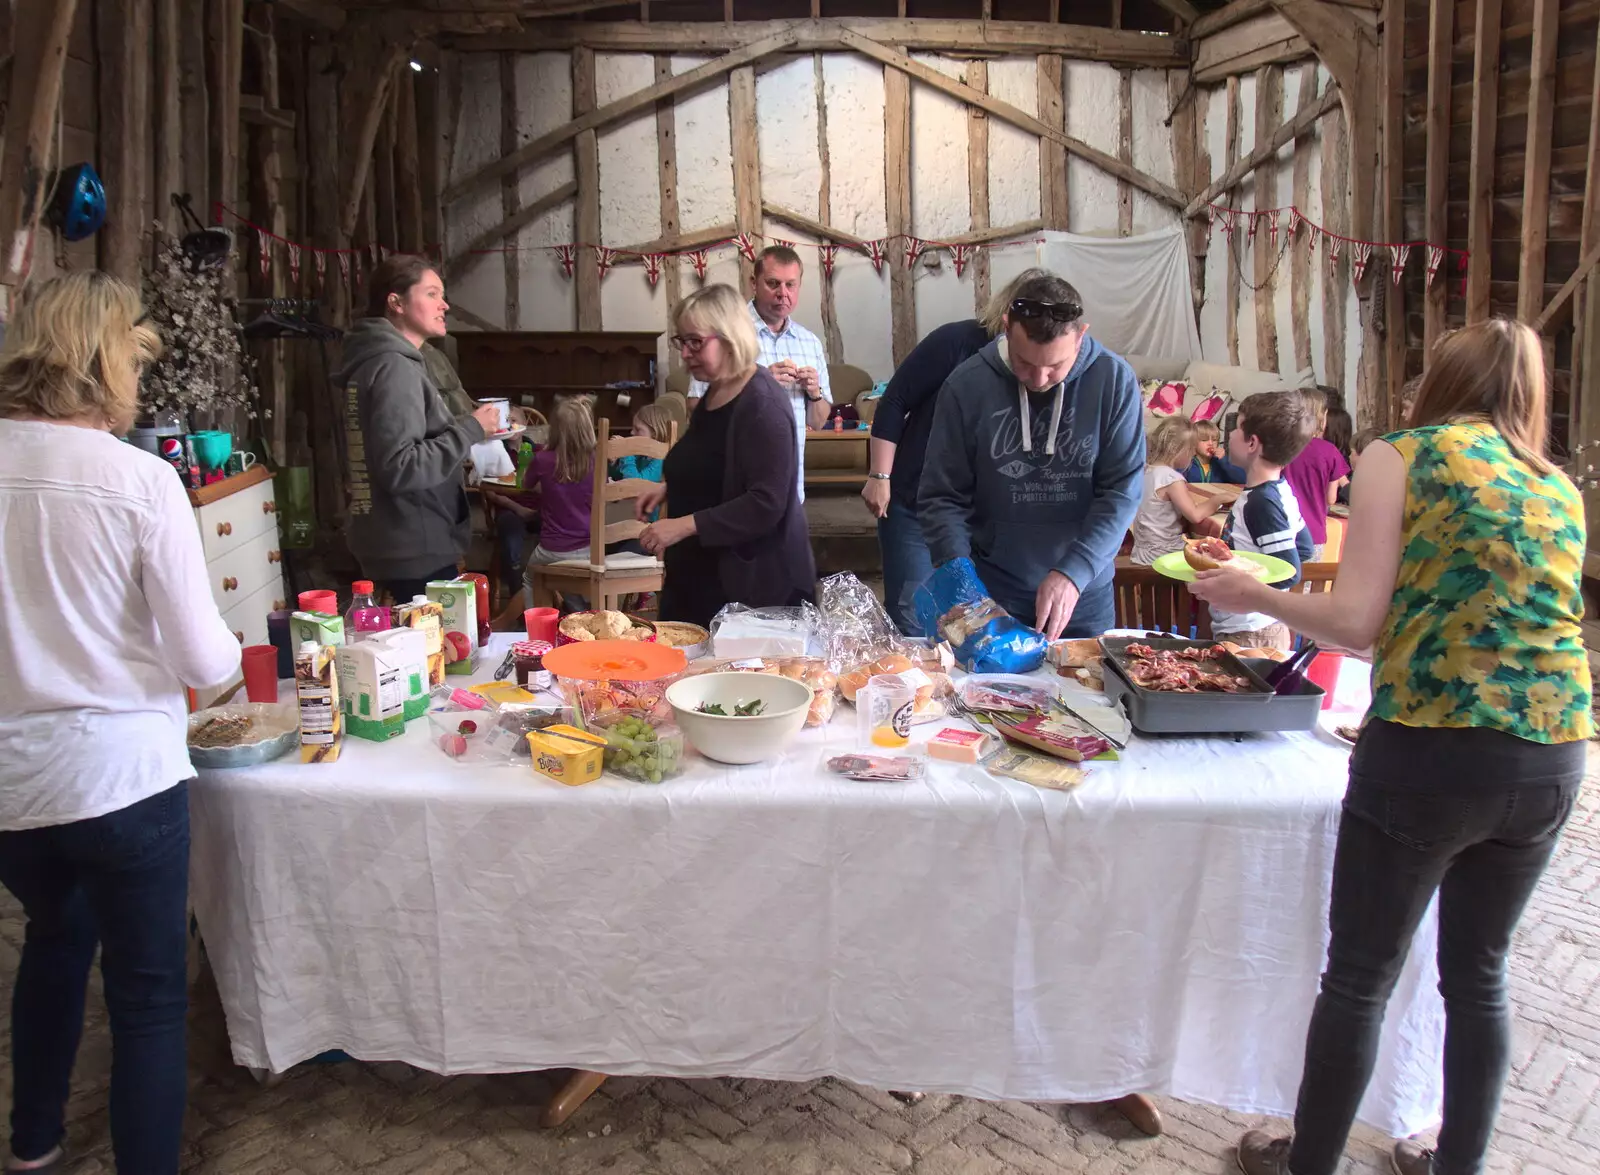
3,753,1597,1173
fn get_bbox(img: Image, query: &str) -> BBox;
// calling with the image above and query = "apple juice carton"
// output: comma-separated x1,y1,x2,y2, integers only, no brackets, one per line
294,641,343,763
290,610,344,650
394,595,446,687
426,579,480,676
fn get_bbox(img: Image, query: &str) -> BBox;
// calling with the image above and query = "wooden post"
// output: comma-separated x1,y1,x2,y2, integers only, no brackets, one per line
155,0,182,233
573,47,600,330
1573,21,1600,401
814,53,843,362
1422,0,1452,355
499,52,521,330
730,64,761,289
307,36,346,530
248,3,288,463
968,59,992,315
208,0,244,216
337,37,406,243
1224,75,1241,365
98,0,153,281
1382,0,1405,424
657,55,683,369
1465,0,1502,322
373,79,400,252
1516,0,1557,325
179,0,209,211
1117,69,1134,236
395,71,425,253
884,60,914,366
1320,100,1348,394
1290,63,1314,372
1253,64,1281,373
0,0,80,286
1170,70,1204,316
415,60,443,258
1038,55,1068,231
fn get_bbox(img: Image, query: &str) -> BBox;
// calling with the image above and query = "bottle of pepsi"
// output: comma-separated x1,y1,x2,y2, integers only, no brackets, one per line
159,436,196,488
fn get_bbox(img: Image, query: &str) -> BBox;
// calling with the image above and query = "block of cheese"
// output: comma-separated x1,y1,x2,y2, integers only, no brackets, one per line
927,727,994,763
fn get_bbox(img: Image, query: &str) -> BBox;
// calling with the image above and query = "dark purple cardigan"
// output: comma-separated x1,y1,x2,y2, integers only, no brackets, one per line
690,366,816,608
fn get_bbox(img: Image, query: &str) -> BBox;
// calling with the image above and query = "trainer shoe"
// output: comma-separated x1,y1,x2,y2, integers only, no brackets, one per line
1236,1129,1293,1175
1391,1138,1434,1175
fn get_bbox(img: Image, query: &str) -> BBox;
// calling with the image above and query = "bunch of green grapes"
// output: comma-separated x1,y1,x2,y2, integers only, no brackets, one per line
601,715,681,783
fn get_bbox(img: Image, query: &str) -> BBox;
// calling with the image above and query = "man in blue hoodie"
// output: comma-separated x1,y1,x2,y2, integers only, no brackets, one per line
918,272,1145,640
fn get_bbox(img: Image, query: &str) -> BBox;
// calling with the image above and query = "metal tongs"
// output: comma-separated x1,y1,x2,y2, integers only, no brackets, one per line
1264,641,1319,695
1050,695,1129,751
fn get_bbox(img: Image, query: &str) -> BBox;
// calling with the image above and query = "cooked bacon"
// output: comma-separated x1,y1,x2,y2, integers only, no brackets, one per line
1121,644,1254,693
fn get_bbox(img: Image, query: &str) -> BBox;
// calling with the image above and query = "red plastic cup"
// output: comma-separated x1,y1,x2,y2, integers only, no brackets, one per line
524,607,560,644
298,589,337,614
241,645,280,703
1303,651,1344,710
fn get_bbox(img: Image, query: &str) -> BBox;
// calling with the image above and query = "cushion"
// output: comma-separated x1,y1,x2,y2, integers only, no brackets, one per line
1183,361,1316,401
1124,354,1190,382
548,552,664,573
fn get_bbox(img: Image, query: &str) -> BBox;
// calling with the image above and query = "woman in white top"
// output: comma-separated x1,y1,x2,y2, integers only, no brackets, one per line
1129,416,1221,564
0,272,240,1174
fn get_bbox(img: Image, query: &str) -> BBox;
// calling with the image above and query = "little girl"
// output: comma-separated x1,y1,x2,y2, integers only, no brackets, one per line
609,403,673,523
1131,417,1222,564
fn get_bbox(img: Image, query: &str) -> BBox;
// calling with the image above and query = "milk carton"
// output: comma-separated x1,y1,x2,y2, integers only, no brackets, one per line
336,632,421,742
393,595,445,687
373,627,430,720
294,641,343,763
426,579,481,675
290,610,344,649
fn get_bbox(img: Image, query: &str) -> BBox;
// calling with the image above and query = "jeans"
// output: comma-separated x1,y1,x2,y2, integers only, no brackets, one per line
878,501,935,637
495,507,533,592
0,783,193,1173
1289,721,1584,1175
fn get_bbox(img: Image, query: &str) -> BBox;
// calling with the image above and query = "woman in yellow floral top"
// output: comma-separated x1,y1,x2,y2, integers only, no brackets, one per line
1193,320,1591,1175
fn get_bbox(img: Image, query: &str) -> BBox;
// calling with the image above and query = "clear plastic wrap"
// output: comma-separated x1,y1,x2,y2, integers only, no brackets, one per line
913,557,1049,674
709,603,821,659
680,656,838,727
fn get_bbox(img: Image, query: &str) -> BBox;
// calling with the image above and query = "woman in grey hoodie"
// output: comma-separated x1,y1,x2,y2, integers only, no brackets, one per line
336,257,499,603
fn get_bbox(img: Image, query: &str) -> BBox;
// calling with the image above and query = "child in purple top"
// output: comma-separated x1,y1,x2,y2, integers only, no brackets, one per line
1283,387,1350,558
522,397,596,563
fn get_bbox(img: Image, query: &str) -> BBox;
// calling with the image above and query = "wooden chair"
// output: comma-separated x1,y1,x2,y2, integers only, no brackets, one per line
1111,559,1213,638
525,419,677,613
1286,560,1338,648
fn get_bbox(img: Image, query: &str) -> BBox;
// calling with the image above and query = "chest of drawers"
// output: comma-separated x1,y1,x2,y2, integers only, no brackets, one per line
189,467,287,705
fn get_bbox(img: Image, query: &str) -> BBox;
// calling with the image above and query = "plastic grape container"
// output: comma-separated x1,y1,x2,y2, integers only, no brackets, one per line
590,712,685,783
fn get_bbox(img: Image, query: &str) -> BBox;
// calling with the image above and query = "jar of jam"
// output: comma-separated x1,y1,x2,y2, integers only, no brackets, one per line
512,640,553,691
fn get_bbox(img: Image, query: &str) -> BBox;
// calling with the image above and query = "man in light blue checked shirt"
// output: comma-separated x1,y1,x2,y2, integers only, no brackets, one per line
689,245,831,501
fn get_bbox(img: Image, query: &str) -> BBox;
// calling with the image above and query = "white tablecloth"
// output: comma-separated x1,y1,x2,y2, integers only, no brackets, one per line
189,636,1444,1137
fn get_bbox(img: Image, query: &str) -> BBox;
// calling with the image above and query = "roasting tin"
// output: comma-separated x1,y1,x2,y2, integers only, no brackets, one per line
1097,635,1324,735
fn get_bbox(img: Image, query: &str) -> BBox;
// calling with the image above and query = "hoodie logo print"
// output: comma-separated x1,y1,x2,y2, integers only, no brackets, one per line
988,406,1095,481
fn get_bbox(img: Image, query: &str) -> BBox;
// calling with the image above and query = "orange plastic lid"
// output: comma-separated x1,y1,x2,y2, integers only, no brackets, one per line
542,639,687,682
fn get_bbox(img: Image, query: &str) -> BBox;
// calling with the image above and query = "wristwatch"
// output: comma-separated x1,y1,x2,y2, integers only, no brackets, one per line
804,393,823,403
868,473,891,481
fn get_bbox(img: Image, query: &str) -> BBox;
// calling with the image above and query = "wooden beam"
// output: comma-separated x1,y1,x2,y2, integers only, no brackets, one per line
1422,0,1452,354
1320,98,1348,393
445,19,1187,67
657,55,684,371
444,181,577,276
1038,55,1068,231
416,55,444,257
1152,0,1201,25
1466,0,1502,322
374,74,400,247
967,58,992,314
395,70,425,252
1183,82,1339,216
815,53,842,362
0,0,79,285
1533,237,1600,333
611,221,737,261
499,51,521,329
839,30,1186,209
1192,0,1272,39
1225,75,1242,365
885,61,914,366
935,218,1045,247
573,46,600,330
1516,0,1557,324
1573,20,1600,400
208,0,244,215
1253,64,1282,372
98,0,153,281
239,97,297,132
179,0,209,210
1171,69,1206,314
1118,69,1134,235
448,302,500,332
443,32,797,205
730,64,760,286
1382,0,1404,425
1193,12,1317,83
338,40,407,242
1290,63,1314,371
247,3,287,464
155,0,181,224
763,202,866,247
274,0,346,31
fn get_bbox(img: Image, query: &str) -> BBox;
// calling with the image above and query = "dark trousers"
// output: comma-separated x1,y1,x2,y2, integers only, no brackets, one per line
494,508,534,595
878,500,935,638
375,564,460,609
0,783,193,1173
1288,721,1584,1175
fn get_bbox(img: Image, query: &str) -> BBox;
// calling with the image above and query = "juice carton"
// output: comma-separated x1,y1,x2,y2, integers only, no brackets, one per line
393,596,445,687
426,579,480,676
294,641,343,763
290,610,344,649
526,724,606,786
337,632,427,742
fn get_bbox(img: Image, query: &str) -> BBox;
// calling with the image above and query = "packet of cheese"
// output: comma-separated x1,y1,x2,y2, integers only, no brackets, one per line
986,748,1086,791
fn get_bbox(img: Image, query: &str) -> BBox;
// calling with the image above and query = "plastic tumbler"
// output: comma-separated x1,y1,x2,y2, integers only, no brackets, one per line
299,589,337,614
266,610,295,678
524,607,560,644
241,645,281,703
1303,651,1345,711
857,674,914,749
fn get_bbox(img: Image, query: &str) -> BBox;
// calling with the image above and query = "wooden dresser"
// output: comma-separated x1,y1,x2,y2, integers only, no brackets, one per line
188,466,287,652
454,330,660,430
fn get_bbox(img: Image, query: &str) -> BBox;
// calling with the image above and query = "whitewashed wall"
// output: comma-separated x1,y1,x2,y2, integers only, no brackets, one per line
442,49,1360,402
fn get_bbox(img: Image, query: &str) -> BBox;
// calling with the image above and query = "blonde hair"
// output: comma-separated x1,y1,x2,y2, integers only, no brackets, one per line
674,284,758,376
1193,419,1221,442
0,271,161,434
1410,319,1554,474
979,267,1051,336
632,402,673,445
549,396,597,484
1147,416,1198,468
1297,386,1329,432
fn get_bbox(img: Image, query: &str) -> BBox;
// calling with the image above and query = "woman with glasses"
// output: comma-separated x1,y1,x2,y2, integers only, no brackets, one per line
0,272,242,1173
637,284,816,628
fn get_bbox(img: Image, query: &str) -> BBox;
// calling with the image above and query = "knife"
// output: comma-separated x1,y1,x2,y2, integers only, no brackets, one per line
1051,695,1129,751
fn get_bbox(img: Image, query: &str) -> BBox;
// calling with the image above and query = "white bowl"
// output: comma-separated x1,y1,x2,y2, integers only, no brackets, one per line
665,672,813,765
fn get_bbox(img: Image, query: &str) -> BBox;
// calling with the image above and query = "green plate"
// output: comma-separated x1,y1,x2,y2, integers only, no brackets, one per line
1150,548,1297,585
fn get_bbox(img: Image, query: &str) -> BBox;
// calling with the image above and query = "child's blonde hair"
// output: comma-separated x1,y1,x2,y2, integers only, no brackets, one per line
1193,419,1221,443
632,402,673,445
1147,416,1198,468
549,396,597,484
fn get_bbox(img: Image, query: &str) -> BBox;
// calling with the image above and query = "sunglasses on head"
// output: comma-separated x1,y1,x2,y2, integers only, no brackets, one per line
1009,297,1083,324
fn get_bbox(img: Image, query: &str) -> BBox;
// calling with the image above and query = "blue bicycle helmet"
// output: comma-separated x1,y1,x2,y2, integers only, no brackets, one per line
49,163,106,242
